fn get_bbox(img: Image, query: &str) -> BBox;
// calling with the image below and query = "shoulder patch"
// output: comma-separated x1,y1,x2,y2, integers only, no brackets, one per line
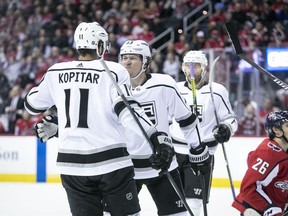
267,142,282,152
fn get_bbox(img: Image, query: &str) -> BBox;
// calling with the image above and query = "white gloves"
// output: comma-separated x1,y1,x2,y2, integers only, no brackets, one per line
35,115,58,142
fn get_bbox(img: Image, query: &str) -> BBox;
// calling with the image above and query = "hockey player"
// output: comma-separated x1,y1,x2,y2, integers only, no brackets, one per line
24,22,174,216
169,50,238,216
111,40,211,216
232,110,288,216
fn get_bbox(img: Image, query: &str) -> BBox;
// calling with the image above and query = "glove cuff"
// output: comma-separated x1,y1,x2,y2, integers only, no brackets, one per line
150,131,172,148
189,145,209,163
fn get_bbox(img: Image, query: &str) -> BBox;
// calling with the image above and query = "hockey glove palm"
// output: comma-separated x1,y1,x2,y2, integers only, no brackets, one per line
212,123,231,143
149,132,174,171
189,143,211,175
35,115,58,143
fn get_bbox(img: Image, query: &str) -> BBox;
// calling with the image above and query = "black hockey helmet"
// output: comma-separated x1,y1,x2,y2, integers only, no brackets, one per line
265,110,288,139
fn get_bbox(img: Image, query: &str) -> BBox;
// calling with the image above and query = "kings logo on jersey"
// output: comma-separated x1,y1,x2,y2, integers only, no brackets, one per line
190,104,203,122
140,101,157,125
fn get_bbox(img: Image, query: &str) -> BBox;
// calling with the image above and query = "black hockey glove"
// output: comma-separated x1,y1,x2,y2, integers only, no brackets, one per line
189,143,211,176
35,115,58,143
149,132,175,172
212,123,231,143
263,204,282,216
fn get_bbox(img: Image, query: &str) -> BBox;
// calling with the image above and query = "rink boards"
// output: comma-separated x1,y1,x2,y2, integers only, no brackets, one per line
0,136,262,187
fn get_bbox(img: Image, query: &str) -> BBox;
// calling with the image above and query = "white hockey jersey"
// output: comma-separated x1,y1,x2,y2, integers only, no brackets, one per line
126,74,202,179
24,59,156,176
169,81,238,155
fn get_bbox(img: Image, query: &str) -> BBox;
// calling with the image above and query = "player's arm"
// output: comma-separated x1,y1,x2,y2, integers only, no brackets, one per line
235,151,282,215
167,77,210,175
212,84,238,143
24,73,54,115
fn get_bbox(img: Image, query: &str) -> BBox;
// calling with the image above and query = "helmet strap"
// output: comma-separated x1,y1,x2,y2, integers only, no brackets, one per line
130,59,148,80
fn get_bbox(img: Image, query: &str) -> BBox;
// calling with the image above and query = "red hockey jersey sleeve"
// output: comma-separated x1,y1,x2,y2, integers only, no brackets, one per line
232,138,288,214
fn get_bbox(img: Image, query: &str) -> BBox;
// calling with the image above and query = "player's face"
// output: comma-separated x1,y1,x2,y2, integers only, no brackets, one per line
281,122,288,141
183,62,202,84
120,54,142,77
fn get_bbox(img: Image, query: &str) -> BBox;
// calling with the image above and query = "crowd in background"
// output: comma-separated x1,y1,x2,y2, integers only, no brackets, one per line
0,0,288,136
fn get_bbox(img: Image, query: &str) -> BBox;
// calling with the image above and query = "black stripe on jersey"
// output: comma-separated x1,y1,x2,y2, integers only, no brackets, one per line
146,84,187,106
202,92,231,113
132,158,151,169
178,113,197,128
57,147,129,164
204,140,218,147
24,94,48,114
114,100,139,116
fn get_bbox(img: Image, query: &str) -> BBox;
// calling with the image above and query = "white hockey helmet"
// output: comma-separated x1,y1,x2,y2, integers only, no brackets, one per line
74,22,109,58
120,40,151,67
119,40,152,79
182,50,208,73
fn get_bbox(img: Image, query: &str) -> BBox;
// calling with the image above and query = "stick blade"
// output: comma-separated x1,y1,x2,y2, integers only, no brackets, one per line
225,21,244,55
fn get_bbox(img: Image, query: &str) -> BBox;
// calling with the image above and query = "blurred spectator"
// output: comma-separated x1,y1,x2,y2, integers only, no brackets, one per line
276,80,288,110
3,85,24,134
269,21,286,47
51,28,69,48
14,110,37,136
150,52,163,74
143,0,160,24
209,2,225,23
117,24,134,47
251,20,268,47
204,29,224,49
234,96,257,118
162,52,181,81
238,21,254,48
162,0,190,28
258,97,274,125
236,103,264,136
103,0,122,21
276,3,288,26
259,1,277,28
135,22,155,42
190,30,206,50
0,69,10,114
174,34,187,56
4,54,22,85
103,14,120,35
94,10,104,26
230,2,248,28
106,33,120,62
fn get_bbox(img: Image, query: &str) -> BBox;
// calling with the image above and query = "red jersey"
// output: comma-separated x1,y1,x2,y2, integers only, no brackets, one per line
232,138,288,214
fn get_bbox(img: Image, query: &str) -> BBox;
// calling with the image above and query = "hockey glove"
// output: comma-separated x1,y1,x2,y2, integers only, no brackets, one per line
189,143,211,176
35,115,58,143
263,204,282,216
149,131,175,172
212,123,231,143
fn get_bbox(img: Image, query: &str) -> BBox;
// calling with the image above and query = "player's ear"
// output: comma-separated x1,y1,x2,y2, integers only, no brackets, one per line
144,57,151,70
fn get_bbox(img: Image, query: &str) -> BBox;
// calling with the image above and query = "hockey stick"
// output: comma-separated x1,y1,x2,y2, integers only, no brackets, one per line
189,63,208,216
100,59,194,216
225,21,288,91
208,56,236,200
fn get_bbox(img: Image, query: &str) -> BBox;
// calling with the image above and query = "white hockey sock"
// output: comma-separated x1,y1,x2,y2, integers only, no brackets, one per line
186,198,202,216
103,211,141,216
